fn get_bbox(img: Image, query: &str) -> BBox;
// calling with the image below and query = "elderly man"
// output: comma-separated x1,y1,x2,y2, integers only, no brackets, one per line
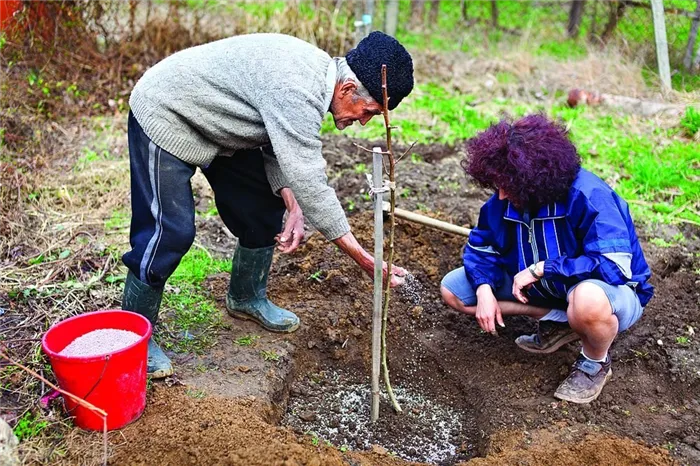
122,32,414,378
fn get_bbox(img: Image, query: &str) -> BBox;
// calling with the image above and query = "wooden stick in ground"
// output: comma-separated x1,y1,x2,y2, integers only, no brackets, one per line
370,147,384,422
683,1,700,70
382,202,472,237
0,350,109,466
380,64,402,414
651,0,672,91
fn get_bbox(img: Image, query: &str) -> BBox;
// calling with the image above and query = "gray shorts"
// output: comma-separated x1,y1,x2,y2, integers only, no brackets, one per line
440,267,643,332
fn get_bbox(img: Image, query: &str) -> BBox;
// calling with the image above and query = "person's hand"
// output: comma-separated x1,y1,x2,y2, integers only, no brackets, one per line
276,187,304,254
512,261,543,304
275,206,304,253
331,231,407,287
384,263,408,287
475,284,504,335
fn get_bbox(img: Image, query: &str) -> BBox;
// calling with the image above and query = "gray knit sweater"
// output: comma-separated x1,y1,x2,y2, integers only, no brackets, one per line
129,33,350,240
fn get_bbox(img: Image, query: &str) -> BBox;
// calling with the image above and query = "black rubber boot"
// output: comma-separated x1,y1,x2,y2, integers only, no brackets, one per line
226,245,300,333
122,271,173,379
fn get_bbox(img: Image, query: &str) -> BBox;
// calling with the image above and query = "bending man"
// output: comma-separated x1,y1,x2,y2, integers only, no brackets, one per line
122,32,414,378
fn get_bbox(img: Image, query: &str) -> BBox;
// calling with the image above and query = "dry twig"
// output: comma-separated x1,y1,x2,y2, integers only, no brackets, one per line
0,350,109,466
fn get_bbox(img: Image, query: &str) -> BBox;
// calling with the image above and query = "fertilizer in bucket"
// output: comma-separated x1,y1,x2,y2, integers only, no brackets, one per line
59,329,141,357
42,310,152,431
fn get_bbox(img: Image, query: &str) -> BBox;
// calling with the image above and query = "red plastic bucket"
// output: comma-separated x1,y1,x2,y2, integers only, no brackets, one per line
41,310,152,431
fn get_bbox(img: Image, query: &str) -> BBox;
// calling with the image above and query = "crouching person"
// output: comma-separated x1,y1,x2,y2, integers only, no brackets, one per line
440,115,653,404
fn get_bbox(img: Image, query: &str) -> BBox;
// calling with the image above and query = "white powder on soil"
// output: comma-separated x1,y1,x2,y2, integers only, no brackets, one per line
58,329,141,357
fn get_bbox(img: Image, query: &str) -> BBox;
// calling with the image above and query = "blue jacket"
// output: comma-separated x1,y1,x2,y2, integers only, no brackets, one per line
463,168,654,307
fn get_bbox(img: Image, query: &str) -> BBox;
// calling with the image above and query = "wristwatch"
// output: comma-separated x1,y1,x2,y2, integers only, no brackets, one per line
528,263,542,279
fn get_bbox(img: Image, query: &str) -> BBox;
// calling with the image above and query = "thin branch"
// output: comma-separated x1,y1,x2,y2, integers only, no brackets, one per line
380,64,402,414
353,142,390,155
0,350,109,465
396,141,418,164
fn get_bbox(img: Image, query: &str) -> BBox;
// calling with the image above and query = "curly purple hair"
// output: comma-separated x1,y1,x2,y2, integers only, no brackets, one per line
462,114,581,209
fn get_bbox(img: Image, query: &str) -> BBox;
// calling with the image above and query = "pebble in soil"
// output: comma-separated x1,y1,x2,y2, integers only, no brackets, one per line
283,371,473,464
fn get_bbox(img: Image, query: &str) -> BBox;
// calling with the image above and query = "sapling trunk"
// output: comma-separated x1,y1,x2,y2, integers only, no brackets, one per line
380,64,402,414
370,148,384,422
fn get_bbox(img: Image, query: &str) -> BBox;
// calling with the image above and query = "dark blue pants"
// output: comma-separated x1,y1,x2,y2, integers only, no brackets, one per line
122,112,285,288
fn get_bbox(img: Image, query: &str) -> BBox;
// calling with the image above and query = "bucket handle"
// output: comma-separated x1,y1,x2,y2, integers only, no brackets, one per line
66,355,110,415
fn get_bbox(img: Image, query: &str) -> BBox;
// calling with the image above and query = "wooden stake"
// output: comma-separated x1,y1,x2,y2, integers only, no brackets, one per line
370,147,384,422
684,1,700,70
382,203,472,237
651,0,672,91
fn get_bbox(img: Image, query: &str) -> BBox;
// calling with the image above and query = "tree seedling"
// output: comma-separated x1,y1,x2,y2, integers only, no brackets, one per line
305,431,320,446
676,336,690,346
308,270,324,282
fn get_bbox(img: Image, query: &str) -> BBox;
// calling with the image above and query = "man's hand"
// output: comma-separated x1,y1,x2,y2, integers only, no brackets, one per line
512,261,544,304
276,188,304,254
384,263,407,287
475,284,504,335
333,231,407,288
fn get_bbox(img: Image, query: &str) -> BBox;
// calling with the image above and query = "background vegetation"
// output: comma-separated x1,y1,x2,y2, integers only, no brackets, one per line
0,0,698,462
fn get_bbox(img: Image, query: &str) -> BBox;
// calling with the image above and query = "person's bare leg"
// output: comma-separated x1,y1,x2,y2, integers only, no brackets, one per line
440,286,549,318
566,282,618,360
554,281,617,404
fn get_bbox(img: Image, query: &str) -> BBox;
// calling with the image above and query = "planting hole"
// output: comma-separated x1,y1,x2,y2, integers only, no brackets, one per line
283,370,477,464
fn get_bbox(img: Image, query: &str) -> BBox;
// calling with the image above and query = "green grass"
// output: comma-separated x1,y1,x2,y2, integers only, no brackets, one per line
681,106,700,136
169,247,230,285
13,411,49,441
234,334,260,346
535,40,588,61
552,105,700,226
105,209,129,231
329,78,698,227
159,247,231,353
261,349,280,362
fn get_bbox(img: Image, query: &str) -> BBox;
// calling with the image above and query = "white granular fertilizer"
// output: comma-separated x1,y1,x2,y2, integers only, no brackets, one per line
59,329,141,357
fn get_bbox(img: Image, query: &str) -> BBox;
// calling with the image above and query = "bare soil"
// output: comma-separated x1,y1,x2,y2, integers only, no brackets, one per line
99,135,699,465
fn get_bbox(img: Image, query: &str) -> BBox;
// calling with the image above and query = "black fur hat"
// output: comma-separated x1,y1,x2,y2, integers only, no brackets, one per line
346,31,414,110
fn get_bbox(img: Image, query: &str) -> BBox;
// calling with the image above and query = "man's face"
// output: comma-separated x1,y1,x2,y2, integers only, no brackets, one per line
330,81,383,130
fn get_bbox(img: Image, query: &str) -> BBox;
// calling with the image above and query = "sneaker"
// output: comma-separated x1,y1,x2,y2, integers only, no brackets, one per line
554,354,612,404
515,320,579,354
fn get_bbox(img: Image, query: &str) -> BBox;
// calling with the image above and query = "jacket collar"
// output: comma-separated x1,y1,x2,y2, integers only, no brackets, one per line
504,201,566,222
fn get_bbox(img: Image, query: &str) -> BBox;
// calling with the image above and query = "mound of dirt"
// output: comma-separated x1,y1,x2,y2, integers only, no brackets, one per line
467,429,674,466
101,384,414,466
